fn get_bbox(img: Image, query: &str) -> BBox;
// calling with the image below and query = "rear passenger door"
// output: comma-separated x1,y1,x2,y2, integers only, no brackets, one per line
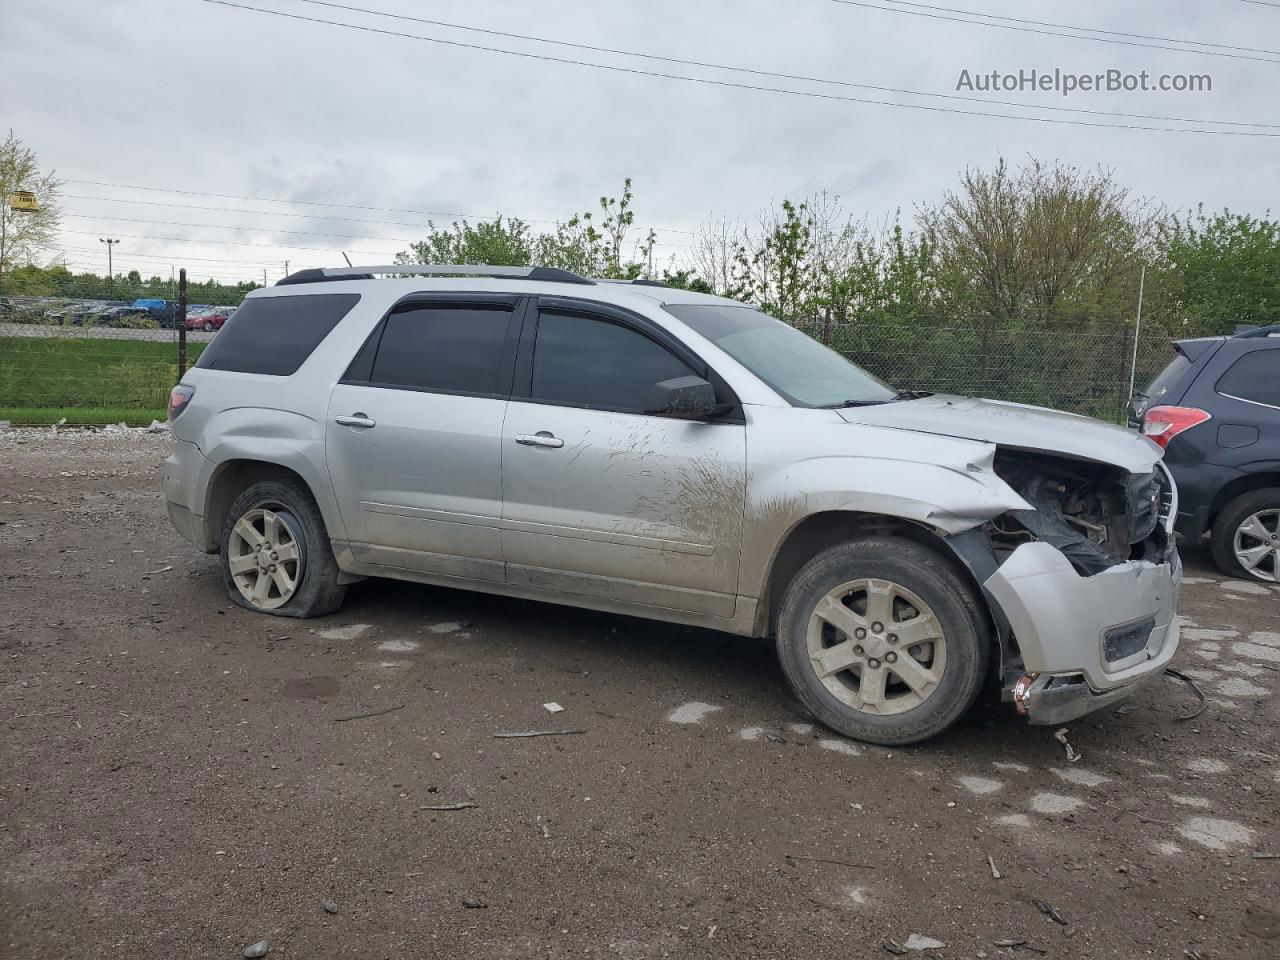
500,298,747,618
324,295,523,582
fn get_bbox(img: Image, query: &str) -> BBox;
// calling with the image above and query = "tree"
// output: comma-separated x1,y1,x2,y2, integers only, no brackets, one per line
1158,207,1280,331
0,130,61,280
396,216,533,266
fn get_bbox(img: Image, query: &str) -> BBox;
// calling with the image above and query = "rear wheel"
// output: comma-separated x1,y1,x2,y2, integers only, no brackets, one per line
202,320,214,331
219,479,346,617
776,537,990,745
1211,488,1280,582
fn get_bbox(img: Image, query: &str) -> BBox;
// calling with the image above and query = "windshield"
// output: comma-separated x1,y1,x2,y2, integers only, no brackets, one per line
663,303,895,407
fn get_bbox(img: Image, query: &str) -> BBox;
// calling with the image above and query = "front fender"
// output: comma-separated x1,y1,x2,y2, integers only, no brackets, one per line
740,448,1031,600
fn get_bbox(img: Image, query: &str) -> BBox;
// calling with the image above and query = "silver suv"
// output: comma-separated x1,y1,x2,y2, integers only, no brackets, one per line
164,264,1181,744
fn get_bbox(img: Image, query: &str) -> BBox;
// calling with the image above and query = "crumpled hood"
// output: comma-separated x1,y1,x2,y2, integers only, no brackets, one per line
836,394,1163,474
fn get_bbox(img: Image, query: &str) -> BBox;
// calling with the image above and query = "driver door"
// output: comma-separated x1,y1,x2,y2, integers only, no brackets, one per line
501,300,747,618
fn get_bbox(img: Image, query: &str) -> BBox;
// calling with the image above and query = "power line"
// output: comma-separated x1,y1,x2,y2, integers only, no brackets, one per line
288,0,1280,130
62,227,398,257
60,210,691,250
64,182,697,235
1240,0,1280,7
60,244,287,268
193,0,1280,137
826,0,1280,63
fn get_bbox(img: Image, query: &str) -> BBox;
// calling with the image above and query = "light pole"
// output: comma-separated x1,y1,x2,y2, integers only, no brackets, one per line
100,237,119,287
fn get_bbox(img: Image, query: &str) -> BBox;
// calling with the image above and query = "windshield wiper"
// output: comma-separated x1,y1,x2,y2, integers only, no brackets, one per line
892,389,933,401
824,398,890,408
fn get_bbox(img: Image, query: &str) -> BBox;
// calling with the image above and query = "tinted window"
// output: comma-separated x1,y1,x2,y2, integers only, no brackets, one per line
196,293,359,376
1216,349,1280,407
531,311,693,412
369,304,512,395
1141,352,1191,404
665,303,893,407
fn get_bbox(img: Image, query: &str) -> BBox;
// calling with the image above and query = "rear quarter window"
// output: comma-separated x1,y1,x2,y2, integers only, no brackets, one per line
1216,348,1280,408
195,293,360,376
1141,352,1191,404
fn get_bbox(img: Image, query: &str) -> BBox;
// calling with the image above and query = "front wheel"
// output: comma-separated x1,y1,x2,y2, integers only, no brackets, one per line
776,537,990,746
219,478,346,617
1210,488,1280,582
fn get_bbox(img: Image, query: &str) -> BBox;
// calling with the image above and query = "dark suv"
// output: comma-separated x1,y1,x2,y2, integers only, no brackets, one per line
1130,325,1280,582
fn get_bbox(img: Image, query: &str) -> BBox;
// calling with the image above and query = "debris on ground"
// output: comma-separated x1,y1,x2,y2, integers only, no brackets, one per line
462,898,488,909
1054,727,1082,763
492,729,586,738
536,815,551,839
882,940,908,956
417,801,478,811
995,939,1047,954
902,933,945,950
1165,668,1208,721
431,751,443,760
147,419,170,433
321,900,339,914
988,855,1002,879
333,703,405,722
543,701,565,713
1032,899,1068,925
242,941,269,958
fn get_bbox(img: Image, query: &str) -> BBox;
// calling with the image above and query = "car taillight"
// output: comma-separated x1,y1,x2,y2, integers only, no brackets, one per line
168,384,195,421
1141,405,1210,448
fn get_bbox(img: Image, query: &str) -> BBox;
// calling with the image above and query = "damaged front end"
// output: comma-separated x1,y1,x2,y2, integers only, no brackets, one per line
953,449,1181,726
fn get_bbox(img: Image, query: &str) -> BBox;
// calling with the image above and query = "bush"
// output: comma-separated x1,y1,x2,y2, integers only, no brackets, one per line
98,311,158,329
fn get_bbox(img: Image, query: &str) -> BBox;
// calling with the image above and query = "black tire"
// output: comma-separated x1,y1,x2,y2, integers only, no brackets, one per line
202,320,214,332
1210,487,1280,582
776,537,990,746
219,478,346,618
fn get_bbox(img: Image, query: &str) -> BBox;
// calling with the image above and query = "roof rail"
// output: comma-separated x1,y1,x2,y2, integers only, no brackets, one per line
1233,323,1280,339
275,264,594,286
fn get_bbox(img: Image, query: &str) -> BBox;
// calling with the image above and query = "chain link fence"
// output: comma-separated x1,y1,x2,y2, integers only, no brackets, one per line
1,275,1192,426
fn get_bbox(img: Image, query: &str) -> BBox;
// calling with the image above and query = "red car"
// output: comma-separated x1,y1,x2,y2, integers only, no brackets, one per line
186,306,235,332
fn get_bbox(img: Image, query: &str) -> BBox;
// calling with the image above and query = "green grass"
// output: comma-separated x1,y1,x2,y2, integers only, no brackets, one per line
0,406,168,426
0,336,206,420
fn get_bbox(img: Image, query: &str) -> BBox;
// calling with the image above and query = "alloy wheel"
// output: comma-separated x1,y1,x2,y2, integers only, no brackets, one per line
227,507,306,609
805,577,947,716
1234,509,1280,582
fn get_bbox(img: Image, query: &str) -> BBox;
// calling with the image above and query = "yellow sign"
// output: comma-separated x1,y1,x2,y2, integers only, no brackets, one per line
8,191,39,212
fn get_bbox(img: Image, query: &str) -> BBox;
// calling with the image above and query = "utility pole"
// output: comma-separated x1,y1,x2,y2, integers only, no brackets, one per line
100,237,119,286
263,268,268,288
284,259,290,277
1127,263,1147,403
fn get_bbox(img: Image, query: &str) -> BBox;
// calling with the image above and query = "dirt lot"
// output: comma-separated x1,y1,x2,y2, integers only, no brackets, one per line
2,430,1278,960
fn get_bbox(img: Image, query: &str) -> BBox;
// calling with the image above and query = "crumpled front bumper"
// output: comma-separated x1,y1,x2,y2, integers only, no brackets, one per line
984,540,1181,725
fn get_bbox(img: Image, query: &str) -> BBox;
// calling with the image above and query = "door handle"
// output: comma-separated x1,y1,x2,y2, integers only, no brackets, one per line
515,431,564,449
334,413,376,428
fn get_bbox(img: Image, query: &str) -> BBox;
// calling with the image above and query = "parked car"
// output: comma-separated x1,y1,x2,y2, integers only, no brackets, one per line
92,305,155,327
164,264,1180,745
186,306,234,332
1129,325,1280,582
132,298,176,328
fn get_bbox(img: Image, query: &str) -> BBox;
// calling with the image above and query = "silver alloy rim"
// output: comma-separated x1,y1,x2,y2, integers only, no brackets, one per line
228,507,304,609
1233,508,1280,582
806,577,947,716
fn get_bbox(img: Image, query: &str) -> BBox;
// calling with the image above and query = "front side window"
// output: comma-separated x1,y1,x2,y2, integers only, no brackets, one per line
664,303,894,408
530,311,693,412
1216,349,1280,408
368,304,513,395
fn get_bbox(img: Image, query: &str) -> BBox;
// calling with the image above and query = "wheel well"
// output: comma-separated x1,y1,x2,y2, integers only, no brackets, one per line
1208,472,1280,527
203,459,312,552
759,511,981,637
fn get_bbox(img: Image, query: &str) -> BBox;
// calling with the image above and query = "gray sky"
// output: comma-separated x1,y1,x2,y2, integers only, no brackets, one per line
5,0,1278,283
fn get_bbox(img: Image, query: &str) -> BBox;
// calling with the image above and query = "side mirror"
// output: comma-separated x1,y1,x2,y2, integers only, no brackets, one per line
645,375,718,419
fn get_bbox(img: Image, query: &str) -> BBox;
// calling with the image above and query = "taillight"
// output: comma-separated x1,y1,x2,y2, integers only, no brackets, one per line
1142,405,1210,449
168,384,195,421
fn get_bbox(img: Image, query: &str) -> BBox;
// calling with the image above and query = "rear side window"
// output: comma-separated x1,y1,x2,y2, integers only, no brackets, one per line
1216,349,1280,407
368,303,513,395
195,293,359,376
531,311,693,412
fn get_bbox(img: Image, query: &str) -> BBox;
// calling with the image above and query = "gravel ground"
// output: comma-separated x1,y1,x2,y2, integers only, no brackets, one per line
2,430,1278,960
